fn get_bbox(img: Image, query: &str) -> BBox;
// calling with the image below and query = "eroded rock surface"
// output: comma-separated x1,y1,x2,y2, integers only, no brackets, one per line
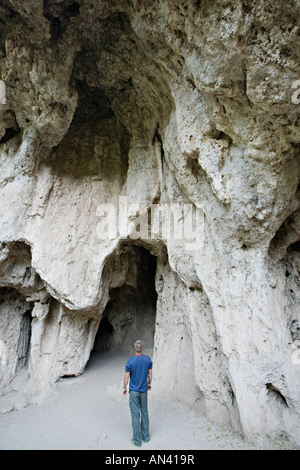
0,0,299,447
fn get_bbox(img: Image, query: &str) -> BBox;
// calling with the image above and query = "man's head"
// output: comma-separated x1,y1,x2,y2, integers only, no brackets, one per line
134,340,143,353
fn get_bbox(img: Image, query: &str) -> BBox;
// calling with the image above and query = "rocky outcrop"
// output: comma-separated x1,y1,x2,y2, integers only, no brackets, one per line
0,0,299,447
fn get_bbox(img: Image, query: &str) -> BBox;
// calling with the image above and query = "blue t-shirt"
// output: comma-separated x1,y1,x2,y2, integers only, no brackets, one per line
125,354,153,393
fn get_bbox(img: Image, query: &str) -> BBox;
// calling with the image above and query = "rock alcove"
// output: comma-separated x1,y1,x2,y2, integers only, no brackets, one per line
93,245,157,354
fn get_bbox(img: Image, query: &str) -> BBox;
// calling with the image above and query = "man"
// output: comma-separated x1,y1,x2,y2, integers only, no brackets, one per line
123,340,153,447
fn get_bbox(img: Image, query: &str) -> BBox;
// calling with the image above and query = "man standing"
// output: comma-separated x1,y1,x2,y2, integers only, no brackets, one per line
123,340,153,447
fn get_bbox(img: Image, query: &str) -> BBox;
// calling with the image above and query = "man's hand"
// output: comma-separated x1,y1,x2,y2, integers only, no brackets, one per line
123,372,130,395
148,368,152,391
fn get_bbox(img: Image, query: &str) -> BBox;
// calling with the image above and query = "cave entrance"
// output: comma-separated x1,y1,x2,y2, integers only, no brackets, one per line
93,246,157,354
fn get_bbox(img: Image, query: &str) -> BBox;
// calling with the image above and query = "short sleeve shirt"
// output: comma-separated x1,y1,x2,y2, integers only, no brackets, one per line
125,354,153,393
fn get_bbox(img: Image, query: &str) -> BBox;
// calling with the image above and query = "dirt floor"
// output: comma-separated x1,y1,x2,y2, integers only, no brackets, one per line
0,350,293,450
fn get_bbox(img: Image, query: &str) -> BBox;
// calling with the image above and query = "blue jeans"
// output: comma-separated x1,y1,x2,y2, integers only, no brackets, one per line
129,391,150,445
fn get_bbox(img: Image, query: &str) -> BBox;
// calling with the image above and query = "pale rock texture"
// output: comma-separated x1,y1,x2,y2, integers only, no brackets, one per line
0,0,299,448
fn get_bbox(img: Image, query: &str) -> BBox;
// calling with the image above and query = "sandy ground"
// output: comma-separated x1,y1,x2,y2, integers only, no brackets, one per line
0,350,290,450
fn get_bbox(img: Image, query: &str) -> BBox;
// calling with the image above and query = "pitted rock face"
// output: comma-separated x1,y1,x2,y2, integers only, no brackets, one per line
0,0,299,448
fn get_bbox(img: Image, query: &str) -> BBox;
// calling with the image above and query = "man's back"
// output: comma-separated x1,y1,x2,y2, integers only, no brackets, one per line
125,354,153,393
123,341,152,446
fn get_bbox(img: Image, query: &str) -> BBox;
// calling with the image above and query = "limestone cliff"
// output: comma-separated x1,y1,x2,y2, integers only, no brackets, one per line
0,0,300,447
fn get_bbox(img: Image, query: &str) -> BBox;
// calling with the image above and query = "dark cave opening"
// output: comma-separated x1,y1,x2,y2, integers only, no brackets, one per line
17,309,32,371
94,315,114,352
0,287,33,386
43,0,81,41
93,245,157,354
288,240,300,253
0,126,20,145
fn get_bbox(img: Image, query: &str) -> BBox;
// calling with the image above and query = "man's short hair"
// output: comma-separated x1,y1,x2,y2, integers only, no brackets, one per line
134,340,143,353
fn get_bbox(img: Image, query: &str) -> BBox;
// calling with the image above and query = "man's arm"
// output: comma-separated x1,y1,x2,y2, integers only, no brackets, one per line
148,368,152,390
123,371,130,395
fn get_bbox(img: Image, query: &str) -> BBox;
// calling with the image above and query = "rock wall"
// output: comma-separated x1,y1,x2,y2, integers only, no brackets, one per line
0,0,299,447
